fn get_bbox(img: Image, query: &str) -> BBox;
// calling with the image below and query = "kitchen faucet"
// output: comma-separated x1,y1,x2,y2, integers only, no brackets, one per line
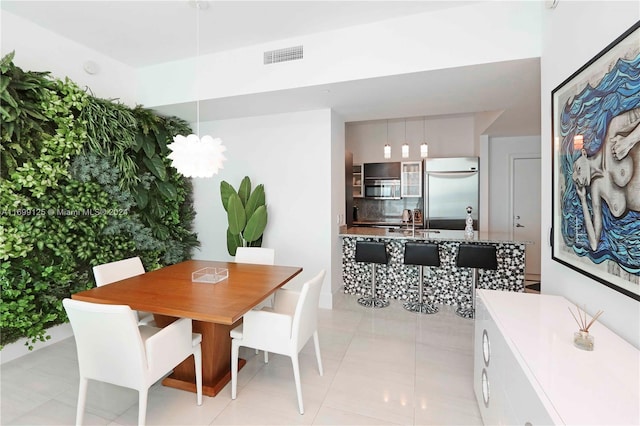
411,210,415,235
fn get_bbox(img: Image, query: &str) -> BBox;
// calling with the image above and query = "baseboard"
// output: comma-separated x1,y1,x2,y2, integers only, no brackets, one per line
1,323,73,364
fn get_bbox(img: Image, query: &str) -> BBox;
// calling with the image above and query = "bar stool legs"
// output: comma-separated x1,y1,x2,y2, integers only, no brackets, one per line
403,242,440,314
357,264,390,308
355,241,390,308
403,265,438,314
455,244,498,320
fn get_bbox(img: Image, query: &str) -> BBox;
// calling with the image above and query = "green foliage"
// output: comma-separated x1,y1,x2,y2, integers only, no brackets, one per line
0,52,199,349
220,176,268,256
0,52,58,179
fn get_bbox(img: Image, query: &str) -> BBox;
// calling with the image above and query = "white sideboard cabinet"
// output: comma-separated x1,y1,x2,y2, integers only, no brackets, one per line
474,290,639,425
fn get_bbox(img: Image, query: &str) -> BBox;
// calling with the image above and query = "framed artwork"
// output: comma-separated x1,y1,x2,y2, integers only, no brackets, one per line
552,21,640,301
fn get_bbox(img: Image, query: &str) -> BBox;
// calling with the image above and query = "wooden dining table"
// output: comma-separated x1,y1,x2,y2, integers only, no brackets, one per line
71,259,302,397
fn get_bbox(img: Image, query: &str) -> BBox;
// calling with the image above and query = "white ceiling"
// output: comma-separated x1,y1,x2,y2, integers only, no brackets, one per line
1,0,541,135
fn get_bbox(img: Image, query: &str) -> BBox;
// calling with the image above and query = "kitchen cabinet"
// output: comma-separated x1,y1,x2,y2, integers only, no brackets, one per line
353,164,363,198
401,161,422,197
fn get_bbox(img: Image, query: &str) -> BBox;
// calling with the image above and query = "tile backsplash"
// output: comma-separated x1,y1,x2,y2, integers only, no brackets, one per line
354,198,423,222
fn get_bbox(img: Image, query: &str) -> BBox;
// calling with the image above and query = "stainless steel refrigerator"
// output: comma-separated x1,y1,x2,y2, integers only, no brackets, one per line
423,157,479,230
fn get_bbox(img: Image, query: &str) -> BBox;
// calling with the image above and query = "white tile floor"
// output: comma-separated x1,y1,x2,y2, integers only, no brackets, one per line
1,292,482,425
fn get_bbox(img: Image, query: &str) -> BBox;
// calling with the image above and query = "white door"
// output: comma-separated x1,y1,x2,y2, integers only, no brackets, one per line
511,156,541,278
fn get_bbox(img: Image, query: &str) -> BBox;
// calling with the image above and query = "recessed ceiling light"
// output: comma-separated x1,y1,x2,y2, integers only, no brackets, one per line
83,60,100,75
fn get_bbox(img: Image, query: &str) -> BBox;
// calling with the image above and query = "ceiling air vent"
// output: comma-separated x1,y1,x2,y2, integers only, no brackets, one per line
264,45,303,65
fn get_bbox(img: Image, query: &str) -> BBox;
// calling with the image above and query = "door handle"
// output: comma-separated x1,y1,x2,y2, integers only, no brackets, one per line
516,223,525,228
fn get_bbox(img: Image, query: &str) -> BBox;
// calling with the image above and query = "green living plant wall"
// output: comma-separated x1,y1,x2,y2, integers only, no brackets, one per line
0,52,199,348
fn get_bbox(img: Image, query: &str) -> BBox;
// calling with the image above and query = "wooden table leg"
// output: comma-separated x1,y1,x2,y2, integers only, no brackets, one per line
154,315,245,397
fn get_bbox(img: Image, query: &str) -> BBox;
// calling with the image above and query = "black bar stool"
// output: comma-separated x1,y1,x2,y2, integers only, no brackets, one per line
403,242,440,314
455,244,498,319
355,241,389,308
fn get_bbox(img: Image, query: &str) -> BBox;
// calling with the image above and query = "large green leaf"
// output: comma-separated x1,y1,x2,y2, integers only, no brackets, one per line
23,108,47,121
0,75,11,93
238,176,251,206
226,227,243,256
0,89,18,109
154,128,169,154
142,155,167,181
0,51,15,72
243,205,267,242
156,181,177,200
245,184,265,219
220,181,237,212
142,135,156,158
227,194,246,236
133,132,144,153
132,186,149,209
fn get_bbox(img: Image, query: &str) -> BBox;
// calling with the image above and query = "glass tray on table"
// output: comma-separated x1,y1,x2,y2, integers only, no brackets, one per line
191,267,229,284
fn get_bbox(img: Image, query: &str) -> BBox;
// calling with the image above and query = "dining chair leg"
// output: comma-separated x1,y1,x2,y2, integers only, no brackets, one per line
138,388,148,426
290,354,304,415
231,340,240,399
313,331,323,376
75,377,88,426
264,351,269,363
193,347,203,406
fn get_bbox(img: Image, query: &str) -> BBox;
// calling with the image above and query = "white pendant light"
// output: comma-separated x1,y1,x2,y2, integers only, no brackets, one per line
420,116,429,158
168,1,226,178
401,119,409,158
383,120,391,159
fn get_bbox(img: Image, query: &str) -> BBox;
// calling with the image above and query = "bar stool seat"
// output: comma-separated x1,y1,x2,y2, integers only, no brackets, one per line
403,242,440,314
455,244,498,319
355,241,389,308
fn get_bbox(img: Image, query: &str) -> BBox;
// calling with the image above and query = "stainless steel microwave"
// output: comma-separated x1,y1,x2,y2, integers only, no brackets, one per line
364,179,401,199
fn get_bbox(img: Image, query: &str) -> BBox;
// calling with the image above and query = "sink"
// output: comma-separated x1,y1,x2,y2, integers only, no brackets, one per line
388,228,440,236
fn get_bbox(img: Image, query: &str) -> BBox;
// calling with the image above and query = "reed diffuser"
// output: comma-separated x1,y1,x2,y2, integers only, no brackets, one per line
568,304,603,351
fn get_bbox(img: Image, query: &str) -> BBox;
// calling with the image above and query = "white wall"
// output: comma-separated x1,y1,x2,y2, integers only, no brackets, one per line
137,1,541,108
346,114,476,164
1,11,137,105
190,109,336,308
488,136,541,233
330,110,346,302
541,1,640,347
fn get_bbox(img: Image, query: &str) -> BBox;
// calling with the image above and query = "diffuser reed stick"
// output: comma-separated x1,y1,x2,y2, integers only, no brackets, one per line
568,304,603,332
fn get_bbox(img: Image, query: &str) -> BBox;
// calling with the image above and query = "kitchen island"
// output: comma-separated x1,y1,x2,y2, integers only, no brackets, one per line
339,226,531,314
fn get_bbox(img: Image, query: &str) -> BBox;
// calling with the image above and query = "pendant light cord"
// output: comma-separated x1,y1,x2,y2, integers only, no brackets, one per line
196,2,201,136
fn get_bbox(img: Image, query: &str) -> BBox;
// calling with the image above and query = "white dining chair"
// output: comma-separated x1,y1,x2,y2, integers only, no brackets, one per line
234,247,275,265
63,298,203,426
92,257,154,325
235,246,276,313
230,270,325,415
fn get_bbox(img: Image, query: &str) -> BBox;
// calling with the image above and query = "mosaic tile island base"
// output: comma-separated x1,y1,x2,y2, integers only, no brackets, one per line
340,227,531,316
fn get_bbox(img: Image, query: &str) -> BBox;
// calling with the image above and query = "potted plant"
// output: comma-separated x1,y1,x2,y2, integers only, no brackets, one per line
220,176,268,256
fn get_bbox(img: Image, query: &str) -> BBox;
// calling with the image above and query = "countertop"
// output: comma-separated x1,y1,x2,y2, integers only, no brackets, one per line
339,226,532,244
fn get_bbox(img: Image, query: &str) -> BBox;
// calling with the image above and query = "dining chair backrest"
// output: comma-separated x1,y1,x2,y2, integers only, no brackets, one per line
63,298,203,425
292,270,325,352
235,247,275,265
63,299,147,389
230,269,326,414
93,256,145,287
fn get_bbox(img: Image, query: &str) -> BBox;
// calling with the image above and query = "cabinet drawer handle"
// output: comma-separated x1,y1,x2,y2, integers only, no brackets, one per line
481,368,490,408
482,329,490,367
